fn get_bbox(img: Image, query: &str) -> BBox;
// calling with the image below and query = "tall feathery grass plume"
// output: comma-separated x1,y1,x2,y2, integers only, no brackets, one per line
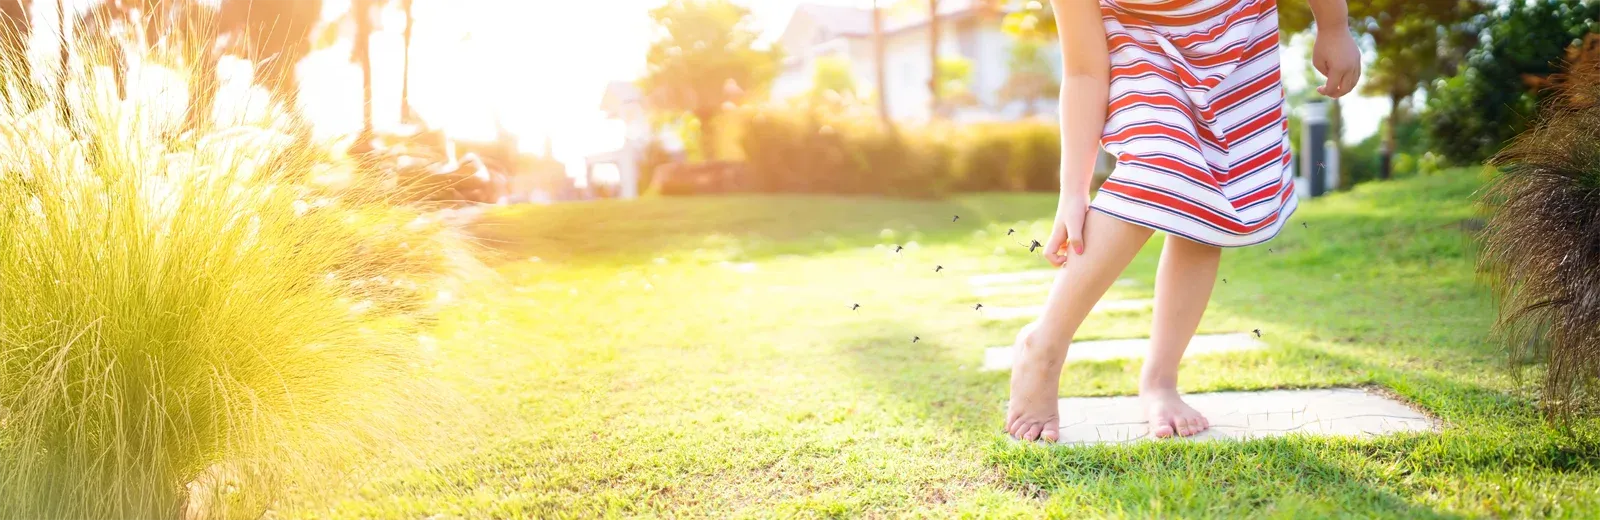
1480,57,1600,419
0,13,479,520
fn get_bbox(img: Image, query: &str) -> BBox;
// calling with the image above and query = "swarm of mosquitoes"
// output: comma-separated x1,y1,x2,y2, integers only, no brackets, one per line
851,214,1305,343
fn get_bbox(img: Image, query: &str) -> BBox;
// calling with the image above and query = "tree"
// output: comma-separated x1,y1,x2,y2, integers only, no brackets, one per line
1423,0,1600,164
640,0,777,161
351,0,375,140
999,38,1058,116
936,56,977,111
808,55,856,104
400,0,415,123
1001,0,1055,40
871,0,889,126
1354,1,1485,179
927,0,940,118
1282,0,1484,178
999,0,1058,117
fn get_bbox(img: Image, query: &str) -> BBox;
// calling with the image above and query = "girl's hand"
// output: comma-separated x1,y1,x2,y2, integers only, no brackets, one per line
1313,26,1362,98
1044,194,1089,267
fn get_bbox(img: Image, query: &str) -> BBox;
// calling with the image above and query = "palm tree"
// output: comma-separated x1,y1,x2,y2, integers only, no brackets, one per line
400,0,415,123
926,0,939,119
351,0,375,141
871,0,888,127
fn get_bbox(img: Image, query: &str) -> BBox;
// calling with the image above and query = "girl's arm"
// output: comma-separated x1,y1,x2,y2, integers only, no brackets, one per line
1044,0,1110,266
1307,0,1361,97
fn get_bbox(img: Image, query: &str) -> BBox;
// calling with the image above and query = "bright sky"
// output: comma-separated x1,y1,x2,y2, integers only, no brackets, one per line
287,0,1381,176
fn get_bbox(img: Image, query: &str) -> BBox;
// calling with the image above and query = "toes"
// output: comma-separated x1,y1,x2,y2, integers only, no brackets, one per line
1151,421,1175,438
1174,417,1192,437
1195,415,1211,433
1041,422,1060,443
1005,408,1025,436
1022,423,1044,441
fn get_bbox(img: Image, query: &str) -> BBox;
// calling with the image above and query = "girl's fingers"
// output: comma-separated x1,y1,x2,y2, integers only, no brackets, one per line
1043,220,1068,266
1339,67,1360,95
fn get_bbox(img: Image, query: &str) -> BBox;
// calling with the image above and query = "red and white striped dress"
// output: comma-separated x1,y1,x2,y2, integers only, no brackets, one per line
1092,0,1296,247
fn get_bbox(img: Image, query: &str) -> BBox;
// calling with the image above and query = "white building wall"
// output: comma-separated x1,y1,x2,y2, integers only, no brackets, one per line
770,13,1065,123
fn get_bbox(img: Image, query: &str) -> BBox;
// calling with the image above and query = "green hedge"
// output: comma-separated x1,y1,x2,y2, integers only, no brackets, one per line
731,109,1066,198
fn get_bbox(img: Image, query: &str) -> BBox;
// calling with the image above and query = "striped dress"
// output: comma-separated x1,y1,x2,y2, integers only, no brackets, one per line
1092,0,1296,247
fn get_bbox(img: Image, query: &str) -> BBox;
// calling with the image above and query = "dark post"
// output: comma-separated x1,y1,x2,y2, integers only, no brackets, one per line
1300,101,1331,198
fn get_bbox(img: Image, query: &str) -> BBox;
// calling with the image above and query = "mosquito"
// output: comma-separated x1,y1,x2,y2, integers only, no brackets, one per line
974,303,984,311
912,336,921,343
852,304,860,311
1252,329,1262,338
952,215,960,223
1007,228,1016,235
935,265,944,273
1029,240,1043,253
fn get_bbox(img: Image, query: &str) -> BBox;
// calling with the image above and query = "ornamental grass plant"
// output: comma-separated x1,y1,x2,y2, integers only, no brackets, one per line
0,31,472,519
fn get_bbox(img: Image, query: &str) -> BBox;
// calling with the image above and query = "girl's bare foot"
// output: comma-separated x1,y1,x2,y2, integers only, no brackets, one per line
1005,323,1065,442
1140,387,1209,438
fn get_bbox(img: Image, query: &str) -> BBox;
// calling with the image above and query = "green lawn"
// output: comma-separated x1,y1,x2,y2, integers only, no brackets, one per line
294,170,1600,518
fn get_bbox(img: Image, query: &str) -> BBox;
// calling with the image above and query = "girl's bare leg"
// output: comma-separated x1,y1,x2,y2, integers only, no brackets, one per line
1141,234,1221,437
1006,212,1153,441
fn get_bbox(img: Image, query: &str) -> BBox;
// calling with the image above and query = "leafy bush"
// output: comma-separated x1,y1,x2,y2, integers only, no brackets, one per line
1479,57,1600,418
734,107,1064,197
0,44,468,518
1423,0,1600,164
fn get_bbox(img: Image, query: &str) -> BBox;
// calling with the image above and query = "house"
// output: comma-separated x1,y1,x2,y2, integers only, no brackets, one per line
771,0,1062,122
585,81,685,199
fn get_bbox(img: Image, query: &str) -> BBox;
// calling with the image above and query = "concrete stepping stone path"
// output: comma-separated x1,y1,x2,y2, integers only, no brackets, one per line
1049,388,1437,444
981,299,1152,320
981,332,1264,371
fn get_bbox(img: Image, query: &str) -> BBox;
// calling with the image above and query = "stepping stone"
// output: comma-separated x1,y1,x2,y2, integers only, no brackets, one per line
1051,388,1437,444
981,299,1153,320
981,332,1264,371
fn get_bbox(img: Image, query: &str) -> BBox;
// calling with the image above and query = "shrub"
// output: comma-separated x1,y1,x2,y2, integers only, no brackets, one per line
734,107,1064,197
1422,0,1600,164
1479,57,1600,418
0,42,467,518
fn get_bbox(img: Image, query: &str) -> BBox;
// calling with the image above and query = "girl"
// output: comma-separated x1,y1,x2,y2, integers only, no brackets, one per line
1005,0,1361,442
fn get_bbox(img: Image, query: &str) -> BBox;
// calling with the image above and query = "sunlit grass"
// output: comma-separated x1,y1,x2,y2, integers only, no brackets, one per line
296,170,1600,517
0,38,473,519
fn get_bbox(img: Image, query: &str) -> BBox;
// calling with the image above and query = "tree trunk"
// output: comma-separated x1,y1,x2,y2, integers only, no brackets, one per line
1378,93,1400,180
927,0,940,119
56,0,69,126
400,0,414,124
353,0,374,140
871,0,890,128
696,110,716,162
